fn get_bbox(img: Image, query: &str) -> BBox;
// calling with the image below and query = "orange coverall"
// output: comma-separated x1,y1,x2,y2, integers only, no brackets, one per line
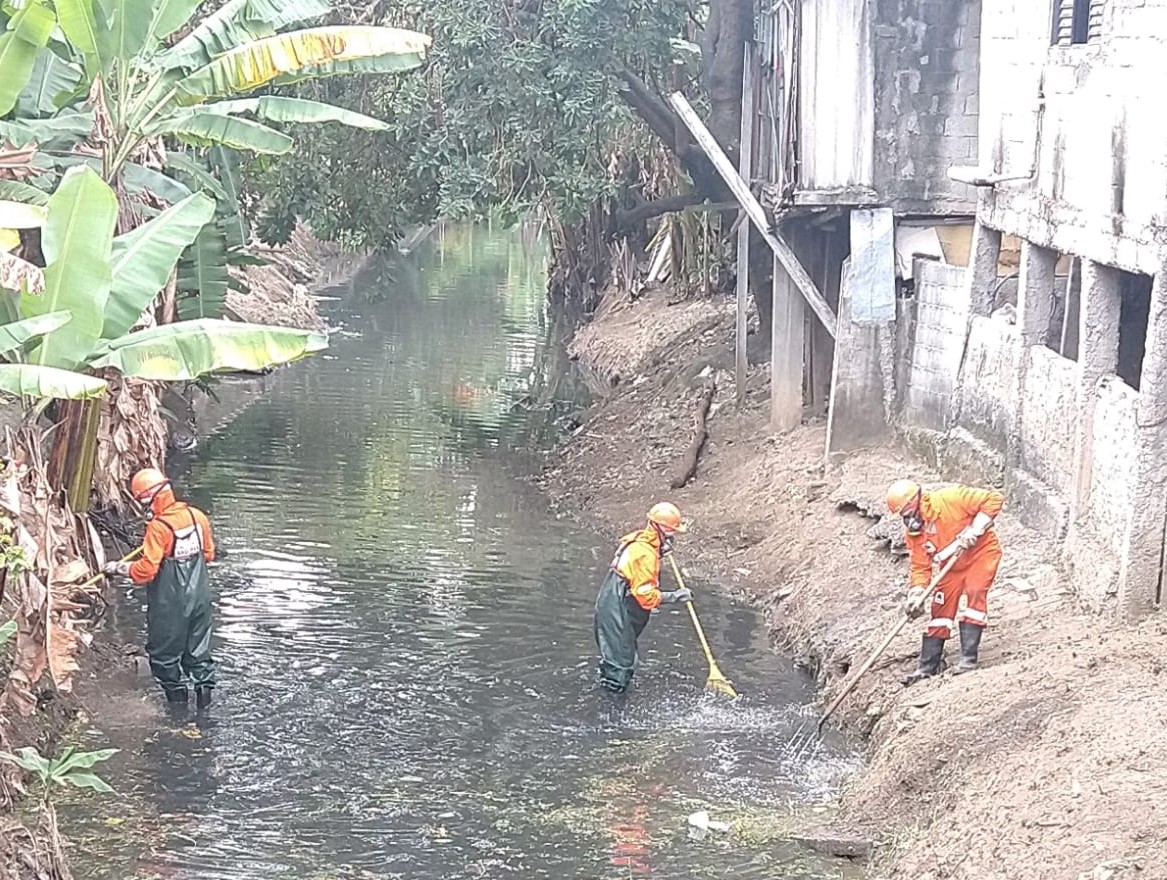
614,527,664,611
128,486,216,584
593,527,665,692
905,485,1004,640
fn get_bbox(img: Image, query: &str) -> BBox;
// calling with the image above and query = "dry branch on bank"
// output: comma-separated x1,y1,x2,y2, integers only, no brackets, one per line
670,381,715,489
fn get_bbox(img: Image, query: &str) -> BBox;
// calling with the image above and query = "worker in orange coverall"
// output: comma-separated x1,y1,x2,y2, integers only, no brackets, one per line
593,502,691,693
885,479,1005,685
104,468,217,718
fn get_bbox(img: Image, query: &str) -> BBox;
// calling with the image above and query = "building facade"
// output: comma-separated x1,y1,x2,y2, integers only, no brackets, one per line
898,0,1167,617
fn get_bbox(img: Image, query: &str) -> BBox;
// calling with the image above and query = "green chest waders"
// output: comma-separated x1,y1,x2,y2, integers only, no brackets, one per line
145,512,216,705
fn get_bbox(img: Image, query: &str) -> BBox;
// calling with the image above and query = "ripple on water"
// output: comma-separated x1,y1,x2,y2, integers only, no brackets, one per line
67,228,861,880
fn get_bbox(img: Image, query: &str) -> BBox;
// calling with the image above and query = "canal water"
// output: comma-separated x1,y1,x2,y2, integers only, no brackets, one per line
65,224,861,879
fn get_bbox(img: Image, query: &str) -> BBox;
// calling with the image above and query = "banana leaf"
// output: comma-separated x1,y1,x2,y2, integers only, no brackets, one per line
90,318,328,380
0,1,56,116
159,0,330,72
54,0,101,76
155,112,294,154
0,181,49,206
208,146,248,245
15,49,84,116
0,109,96,150
0,363,106,399
123,162,193,205
198,96,390,131
22,166,117,370
94,0,152,73
174,26,431,104
0,201,47,228
176,219,230,320
143,0,205,51
164,151,229,201
103,191,215,339
0,311,72,355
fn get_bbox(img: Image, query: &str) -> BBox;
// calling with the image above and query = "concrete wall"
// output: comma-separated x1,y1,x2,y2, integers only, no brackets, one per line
1019,346,1077,496
979,0,1167,275
872,0,982,214
1086,376,1138,555
902,259,971,430
951,314,1020,455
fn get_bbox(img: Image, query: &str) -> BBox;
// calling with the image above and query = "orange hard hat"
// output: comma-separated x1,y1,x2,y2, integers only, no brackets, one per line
647,501,686,534
130,467,169,501
885,478,921,515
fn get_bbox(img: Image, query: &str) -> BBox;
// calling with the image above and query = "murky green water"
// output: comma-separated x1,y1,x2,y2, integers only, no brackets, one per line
65,224,861,879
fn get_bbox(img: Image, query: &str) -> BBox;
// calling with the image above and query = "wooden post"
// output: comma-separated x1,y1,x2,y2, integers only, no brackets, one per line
771,253,804,431
668,91,837,338
735,48,754,407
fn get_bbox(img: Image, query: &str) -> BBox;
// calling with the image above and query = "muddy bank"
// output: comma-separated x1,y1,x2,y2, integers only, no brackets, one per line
534,286,1167,880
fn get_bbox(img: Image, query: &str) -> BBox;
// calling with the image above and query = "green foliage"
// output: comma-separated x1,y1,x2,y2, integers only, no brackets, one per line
0,513,28,577
0,166,327,401
0,745,118,800
249,0,700,249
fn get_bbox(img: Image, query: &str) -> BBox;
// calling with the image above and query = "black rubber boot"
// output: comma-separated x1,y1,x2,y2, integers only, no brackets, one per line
195,686,212,712
900,635,945,686
953,622,984,674
164,686,189,722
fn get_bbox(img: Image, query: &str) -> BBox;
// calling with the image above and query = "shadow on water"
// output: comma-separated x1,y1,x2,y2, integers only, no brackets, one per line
62,223,863,879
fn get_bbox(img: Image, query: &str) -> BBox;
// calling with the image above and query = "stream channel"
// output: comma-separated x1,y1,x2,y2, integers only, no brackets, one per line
64,224,862,880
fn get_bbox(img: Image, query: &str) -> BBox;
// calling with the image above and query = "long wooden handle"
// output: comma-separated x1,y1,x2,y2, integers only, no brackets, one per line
817,553,960,733
668,555,716,663
79,545,144,590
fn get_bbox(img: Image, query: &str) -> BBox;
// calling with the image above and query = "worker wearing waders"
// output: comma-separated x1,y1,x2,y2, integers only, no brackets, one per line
593,502,692,693
886,479,1005,685
104,468,217,718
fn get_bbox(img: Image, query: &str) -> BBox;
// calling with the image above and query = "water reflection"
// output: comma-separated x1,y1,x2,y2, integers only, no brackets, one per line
66,224,860,880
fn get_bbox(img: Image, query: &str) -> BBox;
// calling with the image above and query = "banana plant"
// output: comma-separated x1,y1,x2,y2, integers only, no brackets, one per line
0,165,327,507
3,1,428,316
8,0,430,183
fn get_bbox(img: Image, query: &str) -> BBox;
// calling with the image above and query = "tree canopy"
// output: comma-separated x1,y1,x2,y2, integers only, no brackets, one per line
249,0,752,251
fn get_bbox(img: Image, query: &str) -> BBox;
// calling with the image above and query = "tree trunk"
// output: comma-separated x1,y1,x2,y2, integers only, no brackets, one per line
701,0,753,168
93,372,168,510
45,400,100,513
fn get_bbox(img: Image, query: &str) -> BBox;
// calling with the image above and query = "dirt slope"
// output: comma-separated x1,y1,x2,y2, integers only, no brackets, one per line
535,286,1166,880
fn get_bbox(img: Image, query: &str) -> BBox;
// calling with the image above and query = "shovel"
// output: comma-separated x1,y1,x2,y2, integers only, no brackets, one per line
668,555,738,699
816,553,960,735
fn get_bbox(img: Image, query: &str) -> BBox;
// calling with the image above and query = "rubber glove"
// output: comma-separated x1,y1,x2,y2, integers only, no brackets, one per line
904,586,928,619
661,587,693,604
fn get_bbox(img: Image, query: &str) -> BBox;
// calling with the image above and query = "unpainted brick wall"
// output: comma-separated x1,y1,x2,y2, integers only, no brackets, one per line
872,0,981,213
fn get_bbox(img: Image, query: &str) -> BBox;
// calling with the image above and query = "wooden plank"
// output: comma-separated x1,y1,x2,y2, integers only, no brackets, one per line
668,91,838,338
735,47,754,407
771,252,805,431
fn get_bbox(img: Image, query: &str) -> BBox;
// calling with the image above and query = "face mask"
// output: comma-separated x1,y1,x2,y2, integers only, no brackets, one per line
661,535,675,556
903,511,924,535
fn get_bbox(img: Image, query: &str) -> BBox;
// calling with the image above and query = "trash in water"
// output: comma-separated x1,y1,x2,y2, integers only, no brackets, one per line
687,810,730,841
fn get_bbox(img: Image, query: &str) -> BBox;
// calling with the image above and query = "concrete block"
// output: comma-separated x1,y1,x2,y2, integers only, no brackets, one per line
942,426,1007,486
1008,467,1070,541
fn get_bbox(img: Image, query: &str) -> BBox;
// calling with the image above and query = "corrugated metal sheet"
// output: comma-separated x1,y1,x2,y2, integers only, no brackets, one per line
797,0,874,190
